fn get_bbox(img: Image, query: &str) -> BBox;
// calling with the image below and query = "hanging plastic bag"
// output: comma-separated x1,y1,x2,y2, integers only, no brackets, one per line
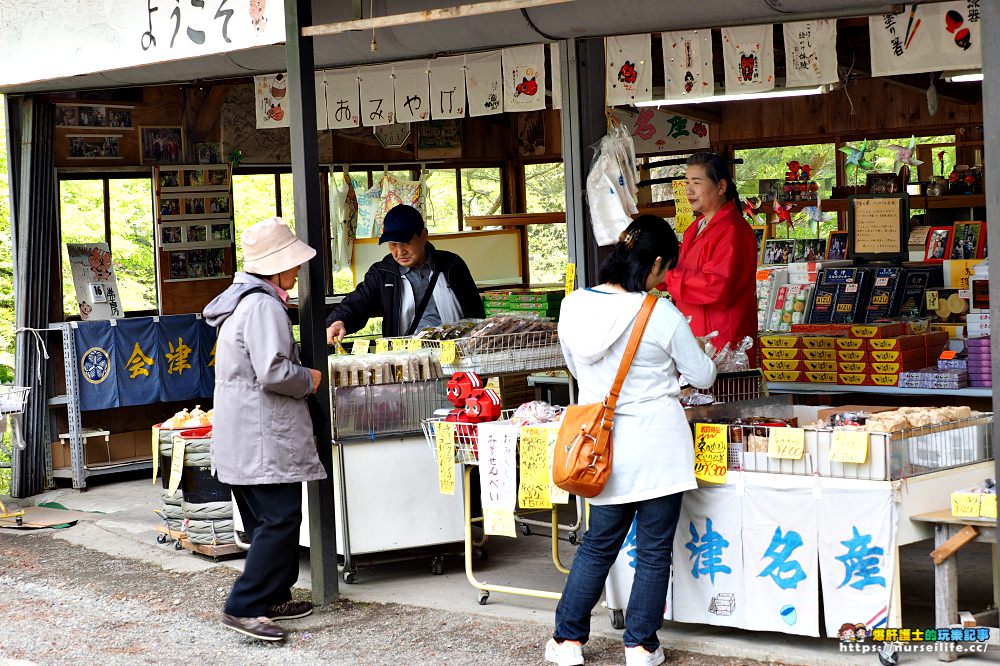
586,150,633,246
355,178,383,239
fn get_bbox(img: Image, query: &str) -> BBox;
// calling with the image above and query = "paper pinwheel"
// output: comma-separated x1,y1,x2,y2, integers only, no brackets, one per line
839,140,874,185
886,135,923,174
743,196,762,224
773,199,794,234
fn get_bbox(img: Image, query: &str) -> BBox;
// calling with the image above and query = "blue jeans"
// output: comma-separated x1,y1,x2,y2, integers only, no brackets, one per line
554,493,683,651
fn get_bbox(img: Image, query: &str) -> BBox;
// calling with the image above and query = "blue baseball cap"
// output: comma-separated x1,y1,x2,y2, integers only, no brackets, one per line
379,205,426,244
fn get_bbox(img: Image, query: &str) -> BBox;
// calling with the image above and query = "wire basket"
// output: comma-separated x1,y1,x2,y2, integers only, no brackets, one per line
690,370,767,404
386,330,565,375
332,378,451,441
422,410,518,465
0,386,30,415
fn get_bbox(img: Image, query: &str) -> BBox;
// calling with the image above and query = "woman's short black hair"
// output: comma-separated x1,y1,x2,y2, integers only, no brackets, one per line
686,152,741,209
597,215,680,293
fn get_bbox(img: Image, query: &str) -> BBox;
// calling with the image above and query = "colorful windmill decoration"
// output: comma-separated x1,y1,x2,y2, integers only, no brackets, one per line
743,196,763,225
886,135,923,175
773,198,794,235
839,139,874,187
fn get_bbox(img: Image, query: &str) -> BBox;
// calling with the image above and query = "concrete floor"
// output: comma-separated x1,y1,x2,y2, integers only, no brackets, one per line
11,473,1000,665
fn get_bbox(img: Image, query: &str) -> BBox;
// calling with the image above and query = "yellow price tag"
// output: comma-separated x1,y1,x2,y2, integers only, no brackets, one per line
926,291,939,311
767,428,805,460
353,339,370,355
517,426,552,510
951,492,982,518
693,423,728,484
436,422,456,495
391,338,407,351
167,436,186,497
440,340,456,365
981,493,997,519
151,427,160,483
565,263,576,296
408,338,423,352
375,339,390,354
829,431,869,464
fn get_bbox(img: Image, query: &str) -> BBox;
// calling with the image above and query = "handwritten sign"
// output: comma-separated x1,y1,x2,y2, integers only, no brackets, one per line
565,263,576,296
440,340,457,365
484,508,517,537
353,339,370,355
391,338,407,352
435,422,456,495
408,338,423,352
693,423,728,484
673,180,695,234
479,423,519,537
767,427,805,460
851,197,903,256
546,428,570,504
151,427,160,483
829,430,869,464
518,426,552,510
951,492,982,518
981,494,997,520
167,436,185,497
375,339,390,354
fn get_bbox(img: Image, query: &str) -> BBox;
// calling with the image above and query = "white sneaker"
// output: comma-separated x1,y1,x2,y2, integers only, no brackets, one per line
545,638,584,666
625,644,665,666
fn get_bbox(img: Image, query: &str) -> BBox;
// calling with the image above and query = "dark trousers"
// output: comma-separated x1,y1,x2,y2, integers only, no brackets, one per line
224,483,302,617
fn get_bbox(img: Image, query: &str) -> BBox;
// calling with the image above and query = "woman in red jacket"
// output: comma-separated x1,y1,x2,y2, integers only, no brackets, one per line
663,152,758,365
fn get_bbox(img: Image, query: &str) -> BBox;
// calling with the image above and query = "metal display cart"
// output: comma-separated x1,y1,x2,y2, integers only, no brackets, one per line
0,384,30,525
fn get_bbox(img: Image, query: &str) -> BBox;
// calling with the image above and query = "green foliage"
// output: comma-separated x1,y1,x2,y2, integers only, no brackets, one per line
525,163,567,284
0,96,15,357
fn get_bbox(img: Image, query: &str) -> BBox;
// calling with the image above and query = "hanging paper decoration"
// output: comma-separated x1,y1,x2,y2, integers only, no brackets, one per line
359,64,396,127
254,73,290,129
869,1,981,77
605,34,653,105
502,44,546,112
782,20,839,87
465,51,504,117
429,55,467,120
325,68,361,130
392,60,431,124
549,43,562,110
886,135,924,174
721,26,775,94
314,71,329,131
661,30,715,99
611,108,709,154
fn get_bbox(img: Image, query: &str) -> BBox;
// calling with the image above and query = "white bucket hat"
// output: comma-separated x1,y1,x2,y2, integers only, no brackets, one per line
242,217,316,275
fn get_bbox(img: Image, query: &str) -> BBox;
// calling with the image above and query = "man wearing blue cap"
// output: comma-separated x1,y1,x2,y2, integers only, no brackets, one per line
326,205,484,342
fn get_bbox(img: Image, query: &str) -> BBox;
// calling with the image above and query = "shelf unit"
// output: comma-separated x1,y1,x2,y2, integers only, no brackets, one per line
767,381,992,398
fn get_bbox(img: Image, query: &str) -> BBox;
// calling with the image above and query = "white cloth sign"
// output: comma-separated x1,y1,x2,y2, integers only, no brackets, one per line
605,34,653,105
465,51,504,117
721,25,775,93
502,44,546,112
359,64,396,127
315,71,329,131
254,74,290,129
392,60,431,124
671,483,745,628
662,30,715,99
782,20,839,87
869,2,982,77
478,422,518,537
429,55,467,119
326,68,361,130
549,43,563,110
604,515,676,621
741,477,820,637
66,243,123,320
612,108,710,155
817,480,896,638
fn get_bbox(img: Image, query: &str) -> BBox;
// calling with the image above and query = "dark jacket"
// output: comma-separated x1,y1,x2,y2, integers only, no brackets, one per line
327,243,485,337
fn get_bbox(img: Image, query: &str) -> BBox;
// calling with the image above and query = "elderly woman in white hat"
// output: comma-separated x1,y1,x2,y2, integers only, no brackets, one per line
204,217,325,642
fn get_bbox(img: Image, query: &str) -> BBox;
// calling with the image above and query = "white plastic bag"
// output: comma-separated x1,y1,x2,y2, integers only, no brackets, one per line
586,151,633,246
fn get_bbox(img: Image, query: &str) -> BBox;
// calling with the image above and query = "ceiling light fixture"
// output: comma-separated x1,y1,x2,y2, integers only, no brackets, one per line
635,85,825,107
943,70,983,83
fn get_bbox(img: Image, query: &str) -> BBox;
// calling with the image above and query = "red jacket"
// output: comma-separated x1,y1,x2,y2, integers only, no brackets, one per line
663,199,758,365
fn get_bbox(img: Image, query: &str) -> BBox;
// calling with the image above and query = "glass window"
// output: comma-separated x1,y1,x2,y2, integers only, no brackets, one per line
60,180,106,316
646,155,690,203
734,144,836,200
424,169,459,233
461,167,502,218
232,174,278,271
108,179,156,312
278,173,295,228
869,134,956,182
524,162,567,284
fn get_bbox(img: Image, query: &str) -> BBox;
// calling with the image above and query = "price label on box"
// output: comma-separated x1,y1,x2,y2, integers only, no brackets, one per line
375,339,390,354
829,431,868,464
693,423,728,484
408,338,423,352
436,422,457,495
951,492,982,518
565,263,576,295
391,339,407,352
353,339,370,355
767,428,805,460
440,340,456,365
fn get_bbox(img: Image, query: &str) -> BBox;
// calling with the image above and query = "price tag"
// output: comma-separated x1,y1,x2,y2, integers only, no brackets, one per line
939,350,957,360
518,426,552,510
436,422,456,495
564,263,576,295
981,493,997,519
767,427,805,460
408,338,423,352
951,492,981,518
151,427,160,483
167,436,186,497
375,339,390,354
926,291,939,311
440,340,456,365
353,339,371,355
829,431,868,464
693,423,728,484
391,338,407,352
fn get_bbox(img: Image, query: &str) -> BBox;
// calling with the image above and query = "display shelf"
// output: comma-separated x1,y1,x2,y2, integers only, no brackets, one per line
776,194,985,216
767,381,993,398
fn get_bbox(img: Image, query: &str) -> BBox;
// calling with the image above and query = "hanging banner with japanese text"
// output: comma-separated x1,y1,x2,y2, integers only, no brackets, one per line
66,243,124,321
661,30,715,100
465,51,505,117
359,64,396,127
869,1,981,77
74,321,120,412
502,44,546,112
393,60,432,124
478,422,518,537
315,71,329,131
428,55,467,120
721,25,775,94
741,476,820,637
671,482,745,628
782,20,839,87
817,480,896,638
254,74,291,129
199,318,217,399
325,68,361,130
611,108,710,155
605,34,653,106
157,315,203,403
548,44,562,110
114,317,160,407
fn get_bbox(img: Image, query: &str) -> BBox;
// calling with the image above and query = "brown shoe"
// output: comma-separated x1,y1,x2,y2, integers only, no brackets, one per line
221,613,287,641
267,599,314,620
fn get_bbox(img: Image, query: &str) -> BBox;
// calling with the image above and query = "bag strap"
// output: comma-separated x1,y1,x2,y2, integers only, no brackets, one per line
404,269,443,336
604,294,657,411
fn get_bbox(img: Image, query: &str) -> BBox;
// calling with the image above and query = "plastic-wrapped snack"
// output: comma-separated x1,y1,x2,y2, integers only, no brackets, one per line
373,361,384,385
725,337,754,373
510,400,562,426
681,391,715,407
827,411,870,428
347,358,359,386
356,358,371,385
712,342,733,371
336,360,349,387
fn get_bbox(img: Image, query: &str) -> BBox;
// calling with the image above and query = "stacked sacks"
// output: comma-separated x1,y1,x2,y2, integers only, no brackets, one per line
156,406,214,533
178,426,235,546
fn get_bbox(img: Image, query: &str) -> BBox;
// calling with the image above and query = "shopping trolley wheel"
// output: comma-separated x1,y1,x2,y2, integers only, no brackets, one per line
431,557,444,575
877,643,900,666
568,531,578,545
15,516,23,527
174,540,184,551
520,523,531,537
343,571,357,584
477,591,490,605
610,609,625,630
475,547,488,561
156,533,168,544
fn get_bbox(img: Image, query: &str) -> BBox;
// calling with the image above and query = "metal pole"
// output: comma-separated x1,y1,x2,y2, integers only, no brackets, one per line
284,0,338,604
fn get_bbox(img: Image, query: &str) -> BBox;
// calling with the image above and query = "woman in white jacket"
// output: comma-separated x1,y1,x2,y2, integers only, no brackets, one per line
546,216,717,666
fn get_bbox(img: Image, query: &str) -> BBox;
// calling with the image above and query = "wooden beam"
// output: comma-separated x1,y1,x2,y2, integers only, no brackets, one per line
931,524,979,565
303,0,575,38
465,204,679,229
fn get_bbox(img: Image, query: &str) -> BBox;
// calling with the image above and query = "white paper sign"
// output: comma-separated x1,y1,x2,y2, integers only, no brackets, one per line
662,30,715,99
869,2,981,77
782,20,839,87
392,60,431,124
478,422,518,537
465,51,504,117
429,55,467,120
549,43,563,110
605,34,653,105
721,25,775,94
66,243,123,320
612,108,710,154
254,74,290,129
502,44,546,112
359,64,395,127
315,71,329,131
326,68,361,130
817,482,895,638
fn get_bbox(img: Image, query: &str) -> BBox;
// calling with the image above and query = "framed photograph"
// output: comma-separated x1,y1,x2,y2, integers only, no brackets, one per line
158,197,181,218
205,168,229,187
78,105,107,128
949,221,985,260
207,195,231,216
196,142,224,164
168,251,188,280
54,105,79,127
206,248,228,277
184,169,206,187
186,249,207,278
67,134,121,159
107,108,133,128
751,225,769,262
866,172,900,195
160,224,183,247
762,239,794,265
924,226,951,263
210,223,233,242
826,230,849,260
186,224,209,244
140,126,184,164
792,238,827,263
184,197,206,216
157,167,181,190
